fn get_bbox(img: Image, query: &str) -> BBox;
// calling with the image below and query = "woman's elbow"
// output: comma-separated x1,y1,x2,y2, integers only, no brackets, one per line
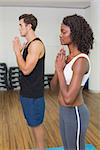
64,95,75,105
50,82,58,92
50,83,55,91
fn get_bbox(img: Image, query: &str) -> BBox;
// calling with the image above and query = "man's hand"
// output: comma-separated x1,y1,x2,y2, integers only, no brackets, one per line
13,37,22,55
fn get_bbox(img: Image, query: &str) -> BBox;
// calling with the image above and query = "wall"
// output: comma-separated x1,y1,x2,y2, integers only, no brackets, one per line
0,6,85,74
88,0,100,92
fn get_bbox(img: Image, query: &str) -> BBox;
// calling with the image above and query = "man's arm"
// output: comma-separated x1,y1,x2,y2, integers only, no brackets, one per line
13,37,44,75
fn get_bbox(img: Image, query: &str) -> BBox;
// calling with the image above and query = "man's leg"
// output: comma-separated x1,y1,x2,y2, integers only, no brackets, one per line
20,96,45,150
32,124,44,150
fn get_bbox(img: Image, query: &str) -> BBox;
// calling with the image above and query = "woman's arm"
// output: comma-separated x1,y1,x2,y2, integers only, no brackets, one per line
50,49,66,91
50,71,58,91
56,53,88,105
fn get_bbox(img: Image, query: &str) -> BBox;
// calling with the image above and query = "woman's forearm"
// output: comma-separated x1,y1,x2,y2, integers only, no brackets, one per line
50,71,58,91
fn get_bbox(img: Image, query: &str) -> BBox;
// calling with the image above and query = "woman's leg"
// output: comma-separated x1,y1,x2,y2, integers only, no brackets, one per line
59,105,90,150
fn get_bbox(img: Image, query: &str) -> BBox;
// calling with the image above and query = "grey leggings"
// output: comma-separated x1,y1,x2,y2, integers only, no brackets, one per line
59,104,90,150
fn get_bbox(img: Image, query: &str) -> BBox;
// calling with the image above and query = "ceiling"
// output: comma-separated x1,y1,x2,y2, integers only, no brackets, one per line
0,0,90,9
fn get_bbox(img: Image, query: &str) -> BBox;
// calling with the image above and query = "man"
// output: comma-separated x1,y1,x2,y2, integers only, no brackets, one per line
13,14,45,150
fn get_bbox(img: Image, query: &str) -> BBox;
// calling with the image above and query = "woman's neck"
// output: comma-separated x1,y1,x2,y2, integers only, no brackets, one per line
66,44,81,63
68,44,80,57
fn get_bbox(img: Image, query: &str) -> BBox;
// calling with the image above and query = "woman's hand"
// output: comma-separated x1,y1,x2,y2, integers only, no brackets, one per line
55,49,66,73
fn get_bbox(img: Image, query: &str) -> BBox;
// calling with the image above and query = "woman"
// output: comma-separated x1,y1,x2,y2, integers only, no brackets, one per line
50,14,94,150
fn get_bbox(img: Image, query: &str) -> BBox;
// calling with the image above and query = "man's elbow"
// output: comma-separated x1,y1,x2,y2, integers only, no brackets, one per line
22,69,30,76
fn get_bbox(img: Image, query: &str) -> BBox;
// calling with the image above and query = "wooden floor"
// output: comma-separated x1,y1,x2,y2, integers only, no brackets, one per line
0,88,99,150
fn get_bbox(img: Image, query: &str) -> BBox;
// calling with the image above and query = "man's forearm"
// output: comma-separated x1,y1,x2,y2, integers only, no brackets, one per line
15,51,26,72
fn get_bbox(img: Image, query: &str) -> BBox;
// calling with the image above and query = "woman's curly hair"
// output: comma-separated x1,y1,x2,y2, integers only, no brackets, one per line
63,14,94,55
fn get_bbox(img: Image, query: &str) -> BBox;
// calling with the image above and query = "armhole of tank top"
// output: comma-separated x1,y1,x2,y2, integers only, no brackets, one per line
28,38,45,59
71,54,90,73
27,38,41,47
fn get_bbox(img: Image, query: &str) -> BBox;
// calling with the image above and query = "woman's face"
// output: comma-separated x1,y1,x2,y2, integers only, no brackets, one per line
60,23,72,45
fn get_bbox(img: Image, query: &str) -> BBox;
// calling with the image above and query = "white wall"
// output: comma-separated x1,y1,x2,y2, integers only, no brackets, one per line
84,2,100,93
0,6,85,74
88,0,100,92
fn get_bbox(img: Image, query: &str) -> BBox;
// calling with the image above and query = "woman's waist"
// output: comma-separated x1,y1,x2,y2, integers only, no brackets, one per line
58,92,84,107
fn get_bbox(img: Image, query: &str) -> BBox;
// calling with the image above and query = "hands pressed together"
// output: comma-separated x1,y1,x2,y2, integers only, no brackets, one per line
13,37,23,55
55,48,66,73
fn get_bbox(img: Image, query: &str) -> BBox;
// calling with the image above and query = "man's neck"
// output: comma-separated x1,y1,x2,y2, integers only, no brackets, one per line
25,30,36,43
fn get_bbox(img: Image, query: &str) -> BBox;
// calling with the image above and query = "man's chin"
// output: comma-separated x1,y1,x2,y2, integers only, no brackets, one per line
21,35,25,37
61,42,65,45
60,40,64,45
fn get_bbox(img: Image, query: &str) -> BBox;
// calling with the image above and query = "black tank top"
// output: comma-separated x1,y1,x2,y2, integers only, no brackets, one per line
20,38,45,98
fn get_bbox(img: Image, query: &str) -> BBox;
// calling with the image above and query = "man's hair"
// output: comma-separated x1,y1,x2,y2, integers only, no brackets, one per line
63,14,94,55
19,14,38,31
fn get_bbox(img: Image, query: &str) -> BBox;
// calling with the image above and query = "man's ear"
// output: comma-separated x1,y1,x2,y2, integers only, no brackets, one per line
28,24,32,30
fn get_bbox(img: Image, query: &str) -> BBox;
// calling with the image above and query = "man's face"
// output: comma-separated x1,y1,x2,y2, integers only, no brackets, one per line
19,19,29,37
